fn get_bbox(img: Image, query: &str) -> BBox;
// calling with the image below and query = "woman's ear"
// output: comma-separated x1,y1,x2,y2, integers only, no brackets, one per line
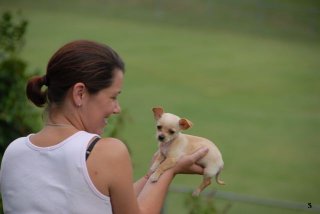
72,82,86,107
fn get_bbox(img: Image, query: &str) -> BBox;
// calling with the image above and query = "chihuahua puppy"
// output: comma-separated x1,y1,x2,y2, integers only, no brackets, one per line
149,107,225,196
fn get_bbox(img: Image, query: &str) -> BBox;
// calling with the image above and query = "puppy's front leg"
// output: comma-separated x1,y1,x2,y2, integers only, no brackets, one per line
150,157,177,182
150,151,165,173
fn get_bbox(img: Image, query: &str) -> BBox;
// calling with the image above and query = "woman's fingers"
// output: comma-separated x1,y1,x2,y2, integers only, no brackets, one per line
174,147,209,175
190,147,209,162
189,163,205,175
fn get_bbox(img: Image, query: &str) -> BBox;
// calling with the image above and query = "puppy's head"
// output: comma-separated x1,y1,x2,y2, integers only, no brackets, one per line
152,107,192,143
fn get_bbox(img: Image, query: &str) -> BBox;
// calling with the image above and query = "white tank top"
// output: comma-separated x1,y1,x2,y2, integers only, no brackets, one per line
0,131,113,214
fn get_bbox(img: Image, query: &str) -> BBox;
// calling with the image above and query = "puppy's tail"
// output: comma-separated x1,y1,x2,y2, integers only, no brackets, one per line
215,167,225,185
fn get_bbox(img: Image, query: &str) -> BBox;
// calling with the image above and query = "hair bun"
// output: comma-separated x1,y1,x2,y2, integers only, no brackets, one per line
26,75,47,107
42,75,48,86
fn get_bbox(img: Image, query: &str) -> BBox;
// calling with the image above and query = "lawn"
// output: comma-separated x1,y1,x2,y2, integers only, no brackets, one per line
1,1,320,213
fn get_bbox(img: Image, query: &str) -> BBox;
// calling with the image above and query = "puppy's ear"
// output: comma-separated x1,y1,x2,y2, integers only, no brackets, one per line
179,118,193,130
152,107,164,120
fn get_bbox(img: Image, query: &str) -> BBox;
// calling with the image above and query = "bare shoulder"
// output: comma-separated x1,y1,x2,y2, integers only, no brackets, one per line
94,137,130,161
86,137,132,196
98,137,128,150
86,137,131,171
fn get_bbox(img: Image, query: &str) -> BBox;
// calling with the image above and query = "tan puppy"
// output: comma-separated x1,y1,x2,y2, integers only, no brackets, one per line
149,107,225,196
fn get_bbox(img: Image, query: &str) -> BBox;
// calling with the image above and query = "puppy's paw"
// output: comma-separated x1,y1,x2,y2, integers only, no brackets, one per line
150,173,160,182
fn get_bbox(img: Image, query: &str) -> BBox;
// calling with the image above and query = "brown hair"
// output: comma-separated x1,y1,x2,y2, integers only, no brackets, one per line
26,40,125,107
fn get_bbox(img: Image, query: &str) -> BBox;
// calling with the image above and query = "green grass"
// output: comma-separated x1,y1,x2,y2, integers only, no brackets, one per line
1,1,320,213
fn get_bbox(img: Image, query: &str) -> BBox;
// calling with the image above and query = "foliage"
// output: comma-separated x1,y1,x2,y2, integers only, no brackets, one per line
104,109,132,139
0,11,27,57
103,109,132,152
185,194,232,214
0,11,36,159
185,194,218,214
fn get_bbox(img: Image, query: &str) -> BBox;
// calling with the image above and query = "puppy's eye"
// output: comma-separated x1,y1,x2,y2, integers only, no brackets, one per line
157,125,162,130
169,129,175,135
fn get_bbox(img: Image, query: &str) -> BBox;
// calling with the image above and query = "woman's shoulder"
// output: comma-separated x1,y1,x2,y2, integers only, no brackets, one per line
99,137,128,150
3,135,31,155
92,137,131,162
86,137,132,196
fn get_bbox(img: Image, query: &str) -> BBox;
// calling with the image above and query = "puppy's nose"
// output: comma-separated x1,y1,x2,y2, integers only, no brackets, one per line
158,134,165,142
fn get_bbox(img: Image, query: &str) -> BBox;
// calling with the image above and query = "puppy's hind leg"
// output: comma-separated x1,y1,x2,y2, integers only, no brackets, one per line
192,175,211,197
192,164,225,196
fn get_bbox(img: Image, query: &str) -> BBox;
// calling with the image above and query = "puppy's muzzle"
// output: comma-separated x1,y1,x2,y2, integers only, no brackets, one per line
158,134,165,142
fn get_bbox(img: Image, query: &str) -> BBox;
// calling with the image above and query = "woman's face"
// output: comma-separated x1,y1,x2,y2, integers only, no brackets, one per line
81,70,124,135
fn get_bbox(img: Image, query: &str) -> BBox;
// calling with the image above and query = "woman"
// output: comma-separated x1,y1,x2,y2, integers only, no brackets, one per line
0,40,208,213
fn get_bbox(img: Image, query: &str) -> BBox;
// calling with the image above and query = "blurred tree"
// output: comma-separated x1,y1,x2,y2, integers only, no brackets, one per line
0,11,38,160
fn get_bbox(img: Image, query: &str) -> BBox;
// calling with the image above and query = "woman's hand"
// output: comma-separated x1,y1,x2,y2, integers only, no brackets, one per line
173,147,209,175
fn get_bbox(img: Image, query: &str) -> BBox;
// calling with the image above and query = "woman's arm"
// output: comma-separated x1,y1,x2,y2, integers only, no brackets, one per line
133,176,148,197
133,151,158,196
